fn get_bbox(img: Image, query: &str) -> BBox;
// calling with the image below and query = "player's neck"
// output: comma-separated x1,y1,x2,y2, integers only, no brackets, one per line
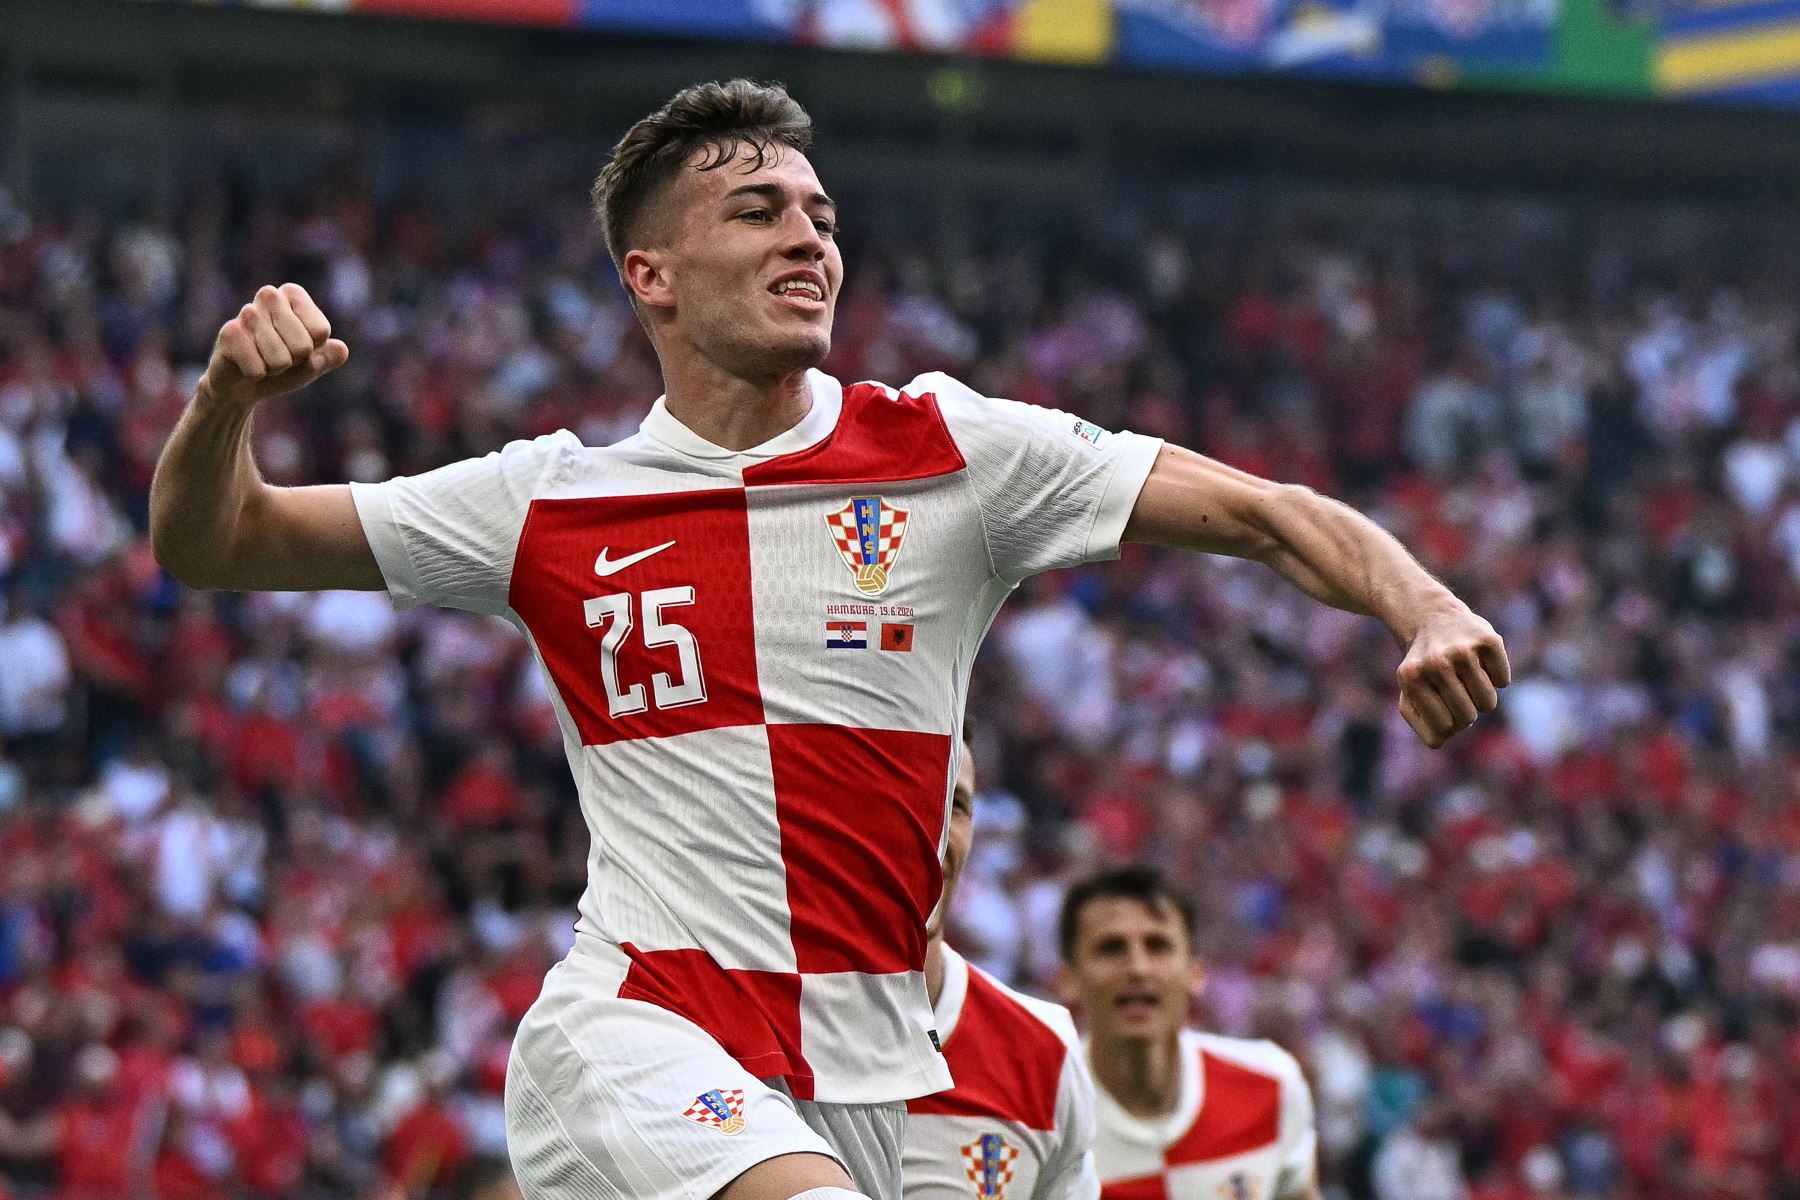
925,937,947,1007
1092,1031,1183,1120
658,353,814,452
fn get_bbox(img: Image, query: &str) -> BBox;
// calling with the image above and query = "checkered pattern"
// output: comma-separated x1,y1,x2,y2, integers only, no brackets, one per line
1093,1032,1316,1200
905,951,1094,1200
681,1088,746,1133
353,368,1161,1106
962,1134,1022,1198
827,498,910,579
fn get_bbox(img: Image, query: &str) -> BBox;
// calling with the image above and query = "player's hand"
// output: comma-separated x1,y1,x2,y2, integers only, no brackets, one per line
1396,606,1509,748
200,283,348,410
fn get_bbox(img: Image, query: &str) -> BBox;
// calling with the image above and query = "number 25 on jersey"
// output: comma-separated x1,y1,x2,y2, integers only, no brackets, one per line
584,586,708,718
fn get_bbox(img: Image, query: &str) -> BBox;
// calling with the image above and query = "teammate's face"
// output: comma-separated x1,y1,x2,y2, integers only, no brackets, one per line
631,144,842,380
927,742,977,943
1060,897,1203,1043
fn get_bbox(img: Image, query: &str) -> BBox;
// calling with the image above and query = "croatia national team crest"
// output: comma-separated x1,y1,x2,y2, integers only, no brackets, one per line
1216,1172,1257,1200
681,1088,746,1135
827,497,909,597
960,1133,1020,1200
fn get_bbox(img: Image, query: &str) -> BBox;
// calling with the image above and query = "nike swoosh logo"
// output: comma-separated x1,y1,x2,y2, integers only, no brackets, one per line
594,540,677,577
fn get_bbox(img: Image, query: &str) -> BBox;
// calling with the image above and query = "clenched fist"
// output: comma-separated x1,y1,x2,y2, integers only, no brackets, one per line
1396,607,1510,748
201,283,348,409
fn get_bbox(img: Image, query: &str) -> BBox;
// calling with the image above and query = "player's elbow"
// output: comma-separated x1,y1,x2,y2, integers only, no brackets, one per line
147,482,210,588
150,530,229,590
149,502,248,591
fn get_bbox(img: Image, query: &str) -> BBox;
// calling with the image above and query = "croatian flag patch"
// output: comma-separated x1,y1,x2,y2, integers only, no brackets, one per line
826,619,868,649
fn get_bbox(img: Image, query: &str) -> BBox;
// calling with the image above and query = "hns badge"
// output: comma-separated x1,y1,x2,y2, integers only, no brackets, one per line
828,497,909,597
1216,1173,1257,1200
682,1088,746,1135
960,1133,1020,1200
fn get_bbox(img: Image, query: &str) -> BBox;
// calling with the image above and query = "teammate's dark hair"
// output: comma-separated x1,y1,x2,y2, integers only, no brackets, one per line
1058,864,1198,963
593,79,814,299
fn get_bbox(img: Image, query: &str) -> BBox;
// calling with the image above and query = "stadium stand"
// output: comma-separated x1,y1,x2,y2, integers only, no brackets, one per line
2,177,1799,1200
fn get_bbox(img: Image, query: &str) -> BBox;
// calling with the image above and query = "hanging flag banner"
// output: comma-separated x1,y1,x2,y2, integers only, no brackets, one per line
137,0,1800,108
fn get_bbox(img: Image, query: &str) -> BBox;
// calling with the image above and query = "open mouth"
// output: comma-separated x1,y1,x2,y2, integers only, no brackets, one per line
770,279,827,311
1115,991,1161,1018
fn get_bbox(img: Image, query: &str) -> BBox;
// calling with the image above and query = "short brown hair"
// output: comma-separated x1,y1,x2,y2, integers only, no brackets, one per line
1058,864,1199,963
593,80,814,288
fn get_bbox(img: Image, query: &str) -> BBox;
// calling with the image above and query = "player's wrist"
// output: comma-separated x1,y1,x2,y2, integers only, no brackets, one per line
1389,588,1464,646
193,375,257,420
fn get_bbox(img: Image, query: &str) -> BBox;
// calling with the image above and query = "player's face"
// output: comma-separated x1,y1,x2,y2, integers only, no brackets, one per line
1060,897,1203,1043
927,742,977,943
652,144,842,380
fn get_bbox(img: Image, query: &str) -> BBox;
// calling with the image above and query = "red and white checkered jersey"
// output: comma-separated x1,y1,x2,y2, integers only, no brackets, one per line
1090,1031,1316,1200
350,369,1162,1104
903,948,1098,1200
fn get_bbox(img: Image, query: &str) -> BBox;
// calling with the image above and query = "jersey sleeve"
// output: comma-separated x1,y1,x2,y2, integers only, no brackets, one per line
1271,1044,1319,1199
1033,1010,1101,1200
913,372,1163,584
348,430,578,616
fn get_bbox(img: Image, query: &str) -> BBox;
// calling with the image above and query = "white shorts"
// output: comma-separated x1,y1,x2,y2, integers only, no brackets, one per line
506,938,907,1200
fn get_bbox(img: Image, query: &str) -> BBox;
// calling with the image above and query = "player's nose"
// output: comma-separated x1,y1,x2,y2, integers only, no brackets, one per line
778,208,827,259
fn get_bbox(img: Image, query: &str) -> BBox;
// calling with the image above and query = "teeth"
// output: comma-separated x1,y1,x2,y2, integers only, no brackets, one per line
775,280,823,300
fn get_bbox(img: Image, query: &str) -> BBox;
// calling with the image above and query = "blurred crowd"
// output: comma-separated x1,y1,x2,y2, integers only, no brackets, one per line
2,171,1800,1200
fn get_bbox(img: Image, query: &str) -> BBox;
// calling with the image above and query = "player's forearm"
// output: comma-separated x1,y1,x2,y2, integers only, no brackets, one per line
1253,484,1464,645
149,384,269,589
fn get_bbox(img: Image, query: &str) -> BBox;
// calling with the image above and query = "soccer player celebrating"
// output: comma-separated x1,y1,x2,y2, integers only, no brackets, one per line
904,733,1098,1200
1060,868,1320,1200
149,79,1504,1200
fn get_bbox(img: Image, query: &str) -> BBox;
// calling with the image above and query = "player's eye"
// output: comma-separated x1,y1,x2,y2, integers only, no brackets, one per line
813,217,837,236
740,208,770,222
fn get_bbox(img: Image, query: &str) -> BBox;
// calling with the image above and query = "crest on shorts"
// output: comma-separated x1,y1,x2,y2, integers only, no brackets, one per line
827,497,909,597
681,1088,746,1135
1216,1173,1257,1200
960,1133,1020,1199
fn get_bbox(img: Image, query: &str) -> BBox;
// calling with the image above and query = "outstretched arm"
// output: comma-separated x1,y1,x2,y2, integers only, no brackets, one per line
1123,444,1509,748
149,283,381,592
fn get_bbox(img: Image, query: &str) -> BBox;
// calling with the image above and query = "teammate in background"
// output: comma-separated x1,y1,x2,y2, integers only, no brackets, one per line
149,79,1503,1200
1060,867,1320,1200
904,732,1097,1200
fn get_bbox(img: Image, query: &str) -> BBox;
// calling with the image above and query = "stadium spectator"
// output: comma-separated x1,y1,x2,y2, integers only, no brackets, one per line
3,177,1800,1198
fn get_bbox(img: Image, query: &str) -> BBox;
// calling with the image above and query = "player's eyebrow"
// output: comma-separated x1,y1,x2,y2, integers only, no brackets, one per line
721,182,837,215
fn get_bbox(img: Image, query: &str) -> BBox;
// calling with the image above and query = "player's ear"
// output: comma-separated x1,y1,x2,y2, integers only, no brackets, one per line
623,247,676,312
1189,958,1206,1000
1055,964,1079,1008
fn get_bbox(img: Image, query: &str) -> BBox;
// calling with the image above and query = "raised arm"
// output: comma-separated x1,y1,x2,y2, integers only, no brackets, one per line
149,283,382,592
1123,444,1509,749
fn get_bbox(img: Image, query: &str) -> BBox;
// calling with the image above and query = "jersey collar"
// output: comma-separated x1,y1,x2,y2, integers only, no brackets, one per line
640,368,843,461
1089,1028,1206,1147
931,945,972,1041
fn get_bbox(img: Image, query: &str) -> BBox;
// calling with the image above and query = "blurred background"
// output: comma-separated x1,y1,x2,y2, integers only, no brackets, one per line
5,1,1800,1197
